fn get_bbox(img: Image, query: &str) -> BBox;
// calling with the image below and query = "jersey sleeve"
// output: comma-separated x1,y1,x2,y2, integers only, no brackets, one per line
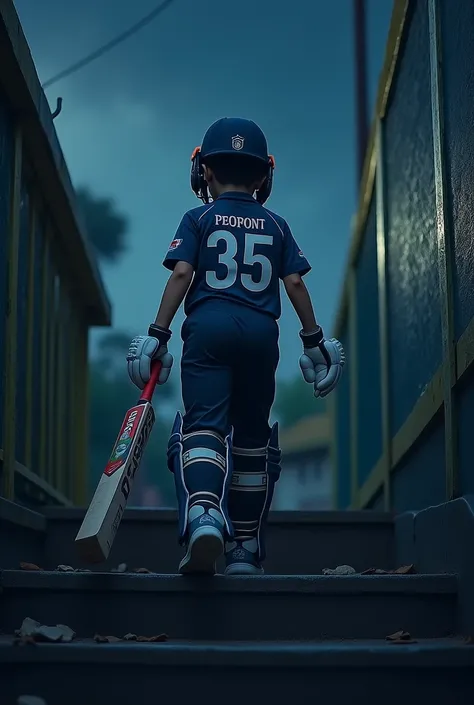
279,221,311,279
162,211,200,271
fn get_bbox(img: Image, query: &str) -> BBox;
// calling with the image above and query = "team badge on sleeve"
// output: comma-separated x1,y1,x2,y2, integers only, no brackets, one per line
298,250,305,258
168,238,183,251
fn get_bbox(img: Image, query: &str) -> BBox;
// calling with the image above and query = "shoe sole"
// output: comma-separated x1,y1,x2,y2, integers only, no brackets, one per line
179,526,224,575
224,562,264,576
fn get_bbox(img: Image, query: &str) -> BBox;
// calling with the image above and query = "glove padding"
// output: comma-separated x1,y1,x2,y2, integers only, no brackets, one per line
299,338,345,398
126,335,173,390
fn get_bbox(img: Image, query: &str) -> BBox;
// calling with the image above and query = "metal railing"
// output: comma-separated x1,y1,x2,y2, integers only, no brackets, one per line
0,1,111,507
331,0,474,511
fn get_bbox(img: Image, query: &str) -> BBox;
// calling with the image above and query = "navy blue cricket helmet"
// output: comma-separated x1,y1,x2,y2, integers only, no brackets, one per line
191,117,275,204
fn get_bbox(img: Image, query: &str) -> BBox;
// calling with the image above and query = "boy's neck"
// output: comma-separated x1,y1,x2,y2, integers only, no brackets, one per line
214,184,254,197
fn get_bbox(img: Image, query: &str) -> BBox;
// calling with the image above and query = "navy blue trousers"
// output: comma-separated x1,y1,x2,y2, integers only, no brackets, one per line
180,300,279,448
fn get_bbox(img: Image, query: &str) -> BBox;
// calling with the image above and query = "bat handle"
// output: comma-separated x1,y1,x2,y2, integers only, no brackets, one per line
139,360,163,403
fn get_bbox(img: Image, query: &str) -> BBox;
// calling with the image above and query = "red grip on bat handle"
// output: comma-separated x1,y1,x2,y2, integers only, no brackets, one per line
139,360,163,403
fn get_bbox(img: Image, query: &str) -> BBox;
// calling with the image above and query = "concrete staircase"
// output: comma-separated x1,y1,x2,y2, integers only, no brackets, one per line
1,505,473,704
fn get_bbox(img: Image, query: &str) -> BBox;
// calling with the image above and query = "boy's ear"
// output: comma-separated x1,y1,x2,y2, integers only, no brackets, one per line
203,164,213,184
251,176,266,193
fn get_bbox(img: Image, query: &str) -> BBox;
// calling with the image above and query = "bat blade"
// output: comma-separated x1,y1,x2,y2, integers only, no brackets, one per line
75,400,155,563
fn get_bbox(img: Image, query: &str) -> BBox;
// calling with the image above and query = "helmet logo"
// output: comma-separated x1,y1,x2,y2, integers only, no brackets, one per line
231,135,245,151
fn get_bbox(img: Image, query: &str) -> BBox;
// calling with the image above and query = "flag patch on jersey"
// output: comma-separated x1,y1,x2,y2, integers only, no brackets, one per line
168,238,183,251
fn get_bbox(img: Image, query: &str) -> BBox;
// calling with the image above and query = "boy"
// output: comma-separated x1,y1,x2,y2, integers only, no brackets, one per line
126,117,345,576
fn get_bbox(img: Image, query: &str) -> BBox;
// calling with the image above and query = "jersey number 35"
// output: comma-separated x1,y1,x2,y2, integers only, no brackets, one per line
205,230,274,293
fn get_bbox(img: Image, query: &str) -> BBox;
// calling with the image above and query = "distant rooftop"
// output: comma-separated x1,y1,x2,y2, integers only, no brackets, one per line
280,413,330,455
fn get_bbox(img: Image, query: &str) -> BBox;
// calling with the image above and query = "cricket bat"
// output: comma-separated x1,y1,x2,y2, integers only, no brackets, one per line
75,361,162,563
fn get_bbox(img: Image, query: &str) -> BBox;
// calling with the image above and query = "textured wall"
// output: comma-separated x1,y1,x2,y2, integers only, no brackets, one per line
441,0,474,340
355,193,382,485
0,89,12,453
326,0,474,510
457,370,474,496
391,412,446,512
385,0,441,438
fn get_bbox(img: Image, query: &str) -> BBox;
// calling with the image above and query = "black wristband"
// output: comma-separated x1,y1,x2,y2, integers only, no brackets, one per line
148,323,172,345
299,326,324,349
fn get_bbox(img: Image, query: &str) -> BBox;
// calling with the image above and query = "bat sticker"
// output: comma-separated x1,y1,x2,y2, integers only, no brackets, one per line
104,405,145,476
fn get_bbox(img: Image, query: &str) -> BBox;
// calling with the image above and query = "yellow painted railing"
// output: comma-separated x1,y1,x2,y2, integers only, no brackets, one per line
0,1,111,507
331,0,474,511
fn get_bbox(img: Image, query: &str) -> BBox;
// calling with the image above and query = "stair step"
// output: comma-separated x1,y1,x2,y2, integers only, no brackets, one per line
0,571,457,641
41,508,395,575
2,637,473,705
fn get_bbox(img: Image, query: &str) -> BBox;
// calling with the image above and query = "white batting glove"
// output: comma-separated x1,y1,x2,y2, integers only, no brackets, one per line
126,324,173,390
299,327,345,398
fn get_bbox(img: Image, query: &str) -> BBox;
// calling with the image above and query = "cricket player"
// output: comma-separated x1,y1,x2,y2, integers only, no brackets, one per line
126,117,345,576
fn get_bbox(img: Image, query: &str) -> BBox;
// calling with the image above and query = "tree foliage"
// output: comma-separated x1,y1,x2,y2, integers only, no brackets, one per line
88,331,176,507
273,375,326,429
79,184,175,505
76,186,129,262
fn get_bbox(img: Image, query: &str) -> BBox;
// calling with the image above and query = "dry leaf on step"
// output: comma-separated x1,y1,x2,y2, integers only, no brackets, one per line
322,565,356,576
111,563,128,573
136,633,168,642
386,630,417,644
15,617,75,643
94,634,122,643
19,562,42,571
392,564,416,575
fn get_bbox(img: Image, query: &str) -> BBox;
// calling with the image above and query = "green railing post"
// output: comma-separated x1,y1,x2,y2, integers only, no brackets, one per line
329,386,339,509
428,0,458,501
2,125,22,500
375,119,392,511
39,233,50,484
24,195,37,471
349,269,359,507
75,319,89,506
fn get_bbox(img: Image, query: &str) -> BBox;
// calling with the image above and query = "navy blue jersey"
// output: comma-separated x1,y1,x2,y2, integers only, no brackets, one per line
163,191,311,319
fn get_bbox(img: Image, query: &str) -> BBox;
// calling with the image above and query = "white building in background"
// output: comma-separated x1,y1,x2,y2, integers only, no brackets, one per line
273,413,332,511
129,411,333,511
